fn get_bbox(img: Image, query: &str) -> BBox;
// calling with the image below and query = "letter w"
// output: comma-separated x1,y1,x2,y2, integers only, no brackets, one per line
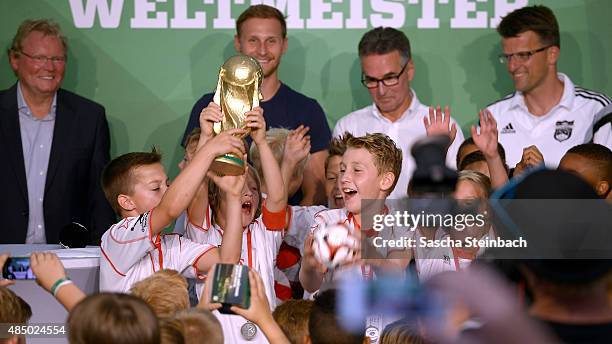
69,0,124,28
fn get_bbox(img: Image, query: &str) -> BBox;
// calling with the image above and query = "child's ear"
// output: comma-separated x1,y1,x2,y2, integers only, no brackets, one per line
379,171,396,192
117,194,136,212
595,180,610,198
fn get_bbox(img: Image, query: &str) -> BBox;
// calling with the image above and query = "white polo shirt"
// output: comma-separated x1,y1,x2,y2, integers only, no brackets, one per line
487,73,611,168
100,210,215,293
333,90,464,199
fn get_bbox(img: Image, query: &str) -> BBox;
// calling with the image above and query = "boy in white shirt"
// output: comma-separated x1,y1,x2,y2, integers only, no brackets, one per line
99,115,248,292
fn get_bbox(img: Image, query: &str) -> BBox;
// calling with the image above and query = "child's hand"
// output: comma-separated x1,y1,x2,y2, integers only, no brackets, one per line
0,253,15,287
199,102,224,138
30,252,68,293
207,158,248,198
470,109,499,160
198,264,223,312
283,125,311,168
245,107,266,145
302,234,328,274
202,128,247,158
514,145,544,176
424,105,457,146
230,270,273,324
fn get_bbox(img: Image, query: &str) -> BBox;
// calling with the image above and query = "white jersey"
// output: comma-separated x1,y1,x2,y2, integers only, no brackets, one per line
185,206,288,344
100,210,215,293
487,73,611,167
333,90,464,199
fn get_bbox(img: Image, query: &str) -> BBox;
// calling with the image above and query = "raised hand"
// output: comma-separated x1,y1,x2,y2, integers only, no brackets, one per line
245,107,266,145
202,128,247,158
424,105,457,145
514,145,544,176
283,125,311,168
230,270,273,321
30,252,68,293
0,253,15,287
197,264,223,312
207,158,248,198
470,109,499,159
199,102,224,139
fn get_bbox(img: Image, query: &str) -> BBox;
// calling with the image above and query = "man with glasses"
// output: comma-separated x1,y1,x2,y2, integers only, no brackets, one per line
0,19,115,244
487,5,611,171
333,27,464,199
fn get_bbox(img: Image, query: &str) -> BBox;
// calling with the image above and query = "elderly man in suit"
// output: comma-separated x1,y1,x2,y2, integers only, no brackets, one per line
0,19,115,244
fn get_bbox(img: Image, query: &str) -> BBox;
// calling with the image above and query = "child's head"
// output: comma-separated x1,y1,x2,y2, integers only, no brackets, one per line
129,269,189,319
273,299,313,344
102,150,167,217
179,128,201,170
558,143,611,198
380,318,429,344
341,133,402,214
325,136,348,209
454,170,491,200
208,164,262,228
0,287,31,344
160,308,223,344
68,293,160,344
250,128,309,197
456,137,478,168
458,151,490,177
307,289,366,344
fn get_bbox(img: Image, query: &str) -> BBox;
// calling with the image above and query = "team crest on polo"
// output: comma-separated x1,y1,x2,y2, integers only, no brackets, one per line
554,121,574,142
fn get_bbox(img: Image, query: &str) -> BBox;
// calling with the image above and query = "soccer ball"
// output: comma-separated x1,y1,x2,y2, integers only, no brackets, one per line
312,223,357,269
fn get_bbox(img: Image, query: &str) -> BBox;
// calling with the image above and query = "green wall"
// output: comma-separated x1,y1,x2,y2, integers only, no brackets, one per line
1,0,610,178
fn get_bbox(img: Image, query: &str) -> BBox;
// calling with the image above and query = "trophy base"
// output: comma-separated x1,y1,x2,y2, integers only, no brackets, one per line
210,154,245,176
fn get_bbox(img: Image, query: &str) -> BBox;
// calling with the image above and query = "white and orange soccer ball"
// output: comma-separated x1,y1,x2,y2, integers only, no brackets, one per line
312,223,358,269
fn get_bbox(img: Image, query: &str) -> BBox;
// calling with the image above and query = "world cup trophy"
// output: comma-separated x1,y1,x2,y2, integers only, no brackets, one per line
210,55,263,175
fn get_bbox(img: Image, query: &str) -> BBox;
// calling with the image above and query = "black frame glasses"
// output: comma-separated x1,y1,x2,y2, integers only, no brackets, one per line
19,51,67,64
498,45,551,64
361,62,409,89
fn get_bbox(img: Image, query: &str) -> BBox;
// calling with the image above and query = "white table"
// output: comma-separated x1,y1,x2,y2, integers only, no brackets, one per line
0,245,100,344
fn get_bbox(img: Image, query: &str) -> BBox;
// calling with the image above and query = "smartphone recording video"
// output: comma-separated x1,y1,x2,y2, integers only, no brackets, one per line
2,257,35,280
209,264,250,314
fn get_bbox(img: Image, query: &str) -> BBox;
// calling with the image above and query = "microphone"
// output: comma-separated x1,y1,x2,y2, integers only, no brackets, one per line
59,222,89,248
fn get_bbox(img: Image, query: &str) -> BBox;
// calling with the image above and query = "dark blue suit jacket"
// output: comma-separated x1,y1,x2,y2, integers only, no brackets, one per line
0,84,116,244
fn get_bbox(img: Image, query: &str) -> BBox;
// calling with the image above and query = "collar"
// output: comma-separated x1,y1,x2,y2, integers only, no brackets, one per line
347,205,389,237
371,88,420,123
17,81,57,120
509,73,574,111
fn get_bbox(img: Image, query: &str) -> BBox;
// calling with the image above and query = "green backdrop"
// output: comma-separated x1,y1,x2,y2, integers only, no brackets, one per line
1,0,610,178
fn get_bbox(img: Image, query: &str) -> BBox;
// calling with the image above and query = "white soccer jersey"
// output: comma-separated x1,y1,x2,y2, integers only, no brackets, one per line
333,90,465,199
487,73,611,168
185,206,289,344
100,210,215,293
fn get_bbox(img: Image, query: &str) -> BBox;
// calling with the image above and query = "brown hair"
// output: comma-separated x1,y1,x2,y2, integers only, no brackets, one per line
101,149,162,215
184,128,202,152
497,5,560,48
273,299,313,344
0,286,32,324
380,318,430,344
160,308,223,344
325,135,349,172
208,164,262,225
358,27,411,63
68,293,160,344
9,19,68,56
130,269,189,319
345,133,403,194
236,4,287,38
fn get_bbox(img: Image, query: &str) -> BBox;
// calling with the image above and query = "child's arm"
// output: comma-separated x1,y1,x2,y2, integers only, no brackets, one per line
281,125,311,198
30,252,86,312
151,128,246,235
471,110,509,189
231,270,291,344
299,232,327,293
187,103,224,228
246,107,287,213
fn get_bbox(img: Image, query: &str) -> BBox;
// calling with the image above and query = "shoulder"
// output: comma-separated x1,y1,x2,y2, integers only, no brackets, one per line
335,106,374,127
573,86,611,109
486,92,516,111
279,83,323,109
58,88,105,113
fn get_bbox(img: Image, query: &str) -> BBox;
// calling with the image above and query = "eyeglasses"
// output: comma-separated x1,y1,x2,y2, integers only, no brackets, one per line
361,62,409,89
498,45,551,64
19,51,66,65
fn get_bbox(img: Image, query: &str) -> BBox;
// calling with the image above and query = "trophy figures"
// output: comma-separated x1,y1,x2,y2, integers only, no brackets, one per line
210,55,263,176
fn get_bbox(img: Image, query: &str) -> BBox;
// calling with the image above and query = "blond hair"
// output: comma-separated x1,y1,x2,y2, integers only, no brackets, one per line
250,127,309,181
130,269,189,319
457,170,491,198
0,286,32,324
346,133,403,194
160,308,223,344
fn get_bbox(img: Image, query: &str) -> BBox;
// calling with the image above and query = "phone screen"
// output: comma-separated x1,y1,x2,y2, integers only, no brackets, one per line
2,257,36,280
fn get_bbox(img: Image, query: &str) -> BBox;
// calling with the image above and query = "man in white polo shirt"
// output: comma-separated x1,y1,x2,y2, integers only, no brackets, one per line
333,27,464,199
487,5,611,170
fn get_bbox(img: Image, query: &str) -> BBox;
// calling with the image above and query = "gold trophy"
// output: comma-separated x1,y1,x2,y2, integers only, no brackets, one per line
209,55,263,176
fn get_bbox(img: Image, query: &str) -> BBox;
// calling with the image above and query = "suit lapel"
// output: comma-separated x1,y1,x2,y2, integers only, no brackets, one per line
0,84,28,201
45,89,75,194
